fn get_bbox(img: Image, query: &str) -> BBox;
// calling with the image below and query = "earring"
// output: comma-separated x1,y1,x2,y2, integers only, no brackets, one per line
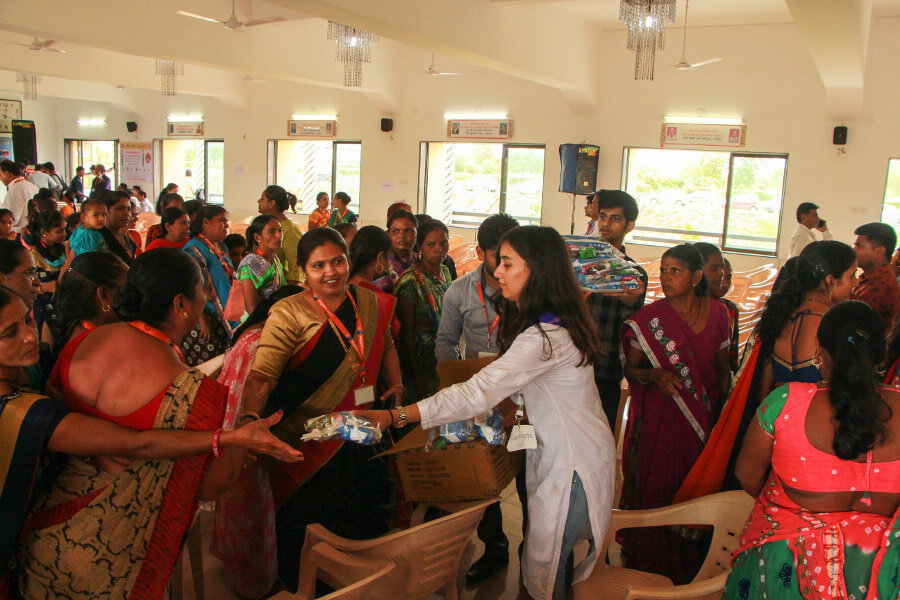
182,312,190,319
102,304,111,312
376,264,384,274
812,355,823,368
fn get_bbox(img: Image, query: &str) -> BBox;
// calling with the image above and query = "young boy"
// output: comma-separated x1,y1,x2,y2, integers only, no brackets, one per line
69,198,108,255
223,233,247,269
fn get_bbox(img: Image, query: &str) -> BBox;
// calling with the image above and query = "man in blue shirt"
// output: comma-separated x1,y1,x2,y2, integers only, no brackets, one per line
434,213,520,582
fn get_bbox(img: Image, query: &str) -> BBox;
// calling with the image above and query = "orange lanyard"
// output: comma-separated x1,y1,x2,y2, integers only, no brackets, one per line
314,291,367,384
476,280,500,347
129,321,186,364
199,234,235,278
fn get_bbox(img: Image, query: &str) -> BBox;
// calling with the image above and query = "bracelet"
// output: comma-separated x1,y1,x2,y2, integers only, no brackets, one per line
636,369,650,385
239,411,261,422
393,405,408,428
387,384,405,392
212,428,222,458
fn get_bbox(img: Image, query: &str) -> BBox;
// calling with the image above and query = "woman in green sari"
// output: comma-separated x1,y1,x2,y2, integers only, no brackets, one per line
394,218,451,405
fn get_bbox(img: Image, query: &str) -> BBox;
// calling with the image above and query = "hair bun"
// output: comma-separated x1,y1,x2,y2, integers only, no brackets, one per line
794,256,823,288
113,284,144,319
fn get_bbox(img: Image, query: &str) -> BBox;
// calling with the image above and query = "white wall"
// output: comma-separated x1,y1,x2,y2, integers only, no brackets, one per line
5,16,899,271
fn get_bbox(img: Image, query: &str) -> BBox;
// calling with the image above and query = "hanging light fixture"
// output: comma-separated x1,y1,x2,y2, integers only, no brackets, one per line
327,22,378,87
17,72,40,101
155,59,184,96
619,0,677,80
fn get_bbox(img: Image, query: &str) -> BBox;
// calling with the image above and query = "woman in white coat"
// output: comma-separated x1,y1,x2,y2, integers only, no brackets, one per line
360,225,615,600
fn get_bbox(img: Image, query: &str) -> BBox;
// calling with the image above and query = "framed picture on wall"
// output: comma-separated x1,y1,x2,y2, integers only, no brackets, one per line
0,100,23,134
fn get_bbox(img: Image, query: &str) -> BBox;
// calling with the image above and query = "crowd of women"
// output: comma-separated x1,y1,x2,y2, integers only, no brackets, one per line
1,181,899,600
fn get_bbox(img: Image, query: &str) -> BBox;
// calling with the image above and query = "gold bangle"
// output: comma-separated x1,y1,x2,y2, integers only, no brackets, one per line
239,411,262,422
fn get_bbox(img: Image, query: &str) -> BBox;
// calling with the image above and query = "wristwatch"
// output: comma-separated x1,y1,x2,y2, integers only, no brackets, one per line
393,405,408,428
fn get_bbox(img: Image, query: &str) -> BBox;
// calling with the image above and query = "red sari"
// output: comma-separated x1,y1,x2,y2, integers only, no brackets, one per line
16,369,226,600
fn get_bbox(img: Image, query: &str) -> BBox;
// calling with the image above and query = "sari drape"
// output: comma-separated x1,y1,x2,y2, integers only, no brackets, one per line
0,392,68,581
674,330,762,502
16,369,225,600
620,299,730,581
266,286,393,506
254,286,395,591
620,299,729,510
726,475,900,600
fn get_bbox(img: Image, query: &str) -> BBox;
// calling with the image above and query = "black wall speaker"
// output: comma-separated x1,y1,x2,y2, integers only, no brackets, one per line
381,118,393,132
11,120,37,166
126,121,138,133
833,126,848,145
559,144,599,195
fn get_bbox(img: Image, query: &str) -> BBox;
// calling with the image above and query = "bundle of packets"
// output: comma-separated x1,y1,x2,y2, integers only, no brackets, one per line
302,411,382,445
426,408,507,451
562,235,642,292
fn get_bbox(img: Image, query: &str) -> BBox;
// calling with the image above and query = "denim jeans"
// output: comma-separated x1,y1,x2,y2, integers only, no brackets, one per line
552,471,591,600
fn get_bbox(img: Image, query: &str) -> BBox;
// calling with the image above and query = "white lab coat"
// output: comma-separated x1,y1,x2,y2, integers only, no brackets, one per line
418,324,615,600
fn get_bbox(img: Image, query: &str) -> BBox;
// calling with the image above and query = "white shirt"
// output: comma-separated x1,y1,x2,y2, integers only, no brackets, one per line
788,223,833,257
2,178,39,231
418,325,615,600
26,171,52,190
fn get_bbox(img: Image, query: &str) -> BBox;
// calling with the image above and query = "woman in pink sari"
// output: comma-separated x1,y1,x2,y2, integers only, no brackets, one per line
210,284,304,599
621,243,732,580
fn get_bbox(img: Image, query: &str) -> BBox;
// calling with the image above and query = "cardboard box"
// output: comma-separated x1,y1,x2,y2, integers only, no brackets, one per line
380,356,524,503
384,425,525,503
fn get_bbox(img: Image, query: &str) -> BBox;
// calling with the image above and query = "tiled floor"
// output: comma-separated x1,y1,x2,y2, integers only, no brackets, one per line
179,480,588,600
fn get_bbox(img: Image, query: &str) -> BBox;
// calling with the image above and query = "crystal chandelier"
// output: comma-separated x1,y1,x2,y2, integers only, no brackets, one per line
619,0,677,80
327,22,378,87
17,72,40,101
155,59,184,96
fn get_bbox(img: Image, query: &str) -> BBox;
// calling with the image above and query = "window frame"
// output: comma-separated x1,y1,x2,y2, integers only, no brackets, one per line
881,157,900,236
267,139,362,214
64,138,120,188
419,141,545,229
621,146,789,257
159,138,225,205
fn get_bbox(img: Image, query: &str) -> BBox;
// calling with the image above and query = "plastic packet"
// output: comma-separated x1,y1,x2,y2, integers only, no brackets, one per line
563,235,642,293
301,411,382,445
439,419,478,444
474,408,507,445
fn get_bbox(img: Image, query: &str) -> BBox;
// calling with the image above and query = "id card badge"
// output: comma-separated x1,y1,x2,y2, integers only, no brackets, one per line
354,385,375,407
478,350,498,358
506,390,535,451
507,424,537,451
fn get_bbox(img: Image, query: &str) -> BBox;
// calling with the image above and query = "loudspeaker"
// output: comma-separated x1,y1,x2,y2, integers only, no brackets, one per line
559,144,599,195
833,126,848,145
11,120,37,166
381,118,393,132
126,121,138,133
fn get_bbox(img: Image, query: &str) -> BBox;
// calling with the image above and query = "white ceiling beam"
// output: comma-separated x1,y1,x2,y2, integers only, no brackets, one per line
785,0,872,120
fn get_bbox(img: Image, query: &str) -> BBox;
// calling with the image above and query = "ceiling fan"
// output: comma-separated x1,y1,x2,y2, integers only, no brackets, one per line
671,0,722,71
421,52,459,77
177,0,285,30
1,38,67,54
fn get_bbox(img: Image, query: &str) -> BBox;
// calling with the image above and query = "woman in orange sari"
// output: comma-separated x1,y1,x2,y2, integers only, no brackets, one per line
240,227,404,591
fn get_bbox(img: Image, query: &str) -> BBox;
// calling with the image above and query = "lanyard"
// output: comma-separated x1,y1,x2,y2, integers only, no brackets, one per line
199,234,235,278
129,321,186,363
476,279,500,348
313,291,367,384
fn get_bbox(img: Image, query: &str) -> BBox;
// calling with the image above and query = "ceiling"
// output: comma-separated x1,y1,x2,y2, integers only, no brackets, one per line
559,0,900,28
0,0,896,119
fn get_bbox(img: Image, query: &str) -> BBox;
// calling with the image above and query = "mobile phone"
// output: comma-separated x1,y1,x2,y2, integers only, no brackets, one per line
818,219,826,228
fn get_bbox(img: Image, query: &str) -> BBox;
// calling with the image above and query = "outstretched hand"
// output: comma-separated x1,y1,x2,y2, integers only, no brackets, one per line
226,411,304,462
354,410,394,431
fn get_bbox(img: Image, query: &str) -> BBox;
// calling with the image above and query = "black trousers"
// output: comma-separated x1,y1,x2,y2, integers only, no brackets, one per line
595,376,624,432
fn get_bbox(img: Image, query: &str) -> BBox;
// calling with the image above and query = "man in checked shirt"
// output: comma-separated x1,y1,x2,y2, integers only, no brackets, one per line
586,190,648,427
